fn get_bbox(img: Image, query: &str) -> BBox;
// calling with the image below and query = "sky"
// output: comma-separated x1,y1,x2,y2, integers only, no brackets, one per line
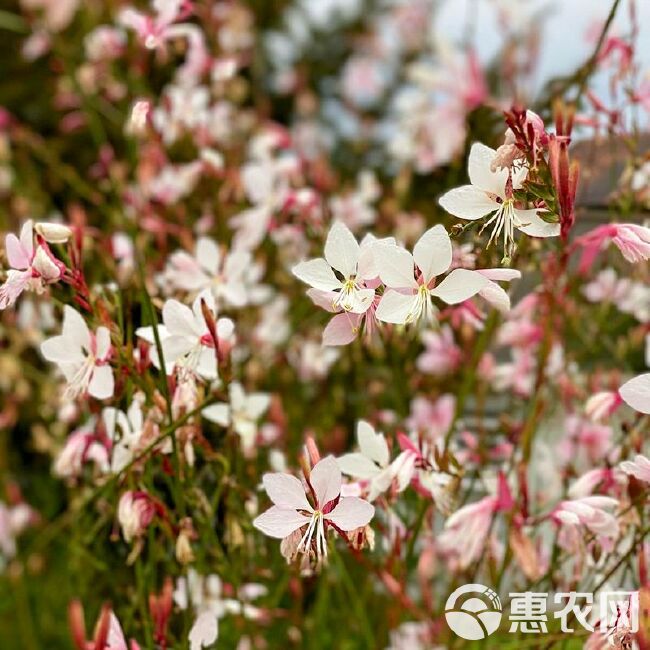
436,0,650,100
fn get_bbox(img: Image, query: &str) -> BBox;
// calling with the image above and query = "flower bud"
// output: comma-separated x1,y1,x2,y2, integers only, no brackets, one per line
35,222,72,244
118,491,154,543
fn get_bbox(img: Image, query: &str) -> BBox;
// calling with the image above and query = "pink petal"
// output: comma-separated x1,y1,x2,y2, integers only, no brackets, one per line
5,233,30,270
310,456,342,508
253,505,310,539
262,473,312,511
322,312,361,346
325,496,374,531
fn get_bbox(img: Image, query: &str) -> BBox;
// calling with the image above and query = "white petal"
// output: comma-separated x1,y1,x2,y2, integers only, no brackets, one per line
413,225,452,282
477,268,521,282
310,456,341,508
246,393,271,419
95,326,111,360
431,269,489,305
438,185,497,220
40,335,85,364
347,287,375,314
292,258,341,292
337,453,380,480
515,209,561,238
262,473,311,511
468,142,508,194
619,374,650,414
357,420,389,467
324,221,359,278
189,612,218,650
32,247,61,280
325,497,374,531
163,299,199,336
202,403,231,426
88,365,114,400
195,347,218,380
62,306,91,352
375,290,418,324
253,505,310,538
479,281,511,313
377,245,417,289
195,237,220,275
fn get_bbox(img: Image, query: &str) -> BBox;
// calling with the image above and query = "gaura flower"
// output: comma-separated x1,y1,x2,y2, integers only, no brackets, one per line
292,221,379,314
202,382,270,452
118,490,155,543
41,306,114,400
338,420,412,501
619,454,650,483
575,223,650,273
253,456,374,566
375,225,489,325
0,220,64,309
438,143,560,257
136,290,234,382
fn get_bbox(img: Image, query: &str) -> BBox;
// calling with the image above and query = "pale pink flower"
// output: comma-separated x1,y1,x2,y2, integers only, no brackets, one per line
41,306,114,400
406,395,455,440
118,491,155,543
20,0,80,32
575,223,650,272
416,326,462,375
439,143,560,256
567,468,625,499
53,422,109,478
475,268,522,312
552,496,619,550
585,391,623,421
253,456,374,566
559,415,613,465
375,225,489,325
0,220,64,309
619,454,650,483
582,268,630,304
0,501,36,559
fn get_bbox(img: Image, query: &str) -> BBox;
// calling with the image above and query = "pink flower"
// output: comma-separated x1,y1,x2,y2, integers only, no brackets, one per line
559,415,613,465
619,454,650,484
253,456,374,566
406,395,455,440
575,223,650,273
0,220,64,309
53,423,109,478
585,390,623,421
416,326,462,375
552,496,619,551
118,491,156,543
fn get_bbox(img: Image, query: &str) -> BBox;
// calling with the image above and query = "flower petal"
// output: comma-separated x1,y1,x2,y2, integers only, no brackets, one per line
337,452,380,480
413,225,452,282
325,496,374,531
88,365,114,400
262,473,312,511
431,269,489,305
515,209,561,238
310,456,342,508
163,299,199,337
253,505,310,538
202,403,231,426
438,185,497,220
375,290,418,324
322,312,362,346
62,306,91,352
468,142,508,194
189,612,218,650
324,221,359,278
195,237,221,276
479,281,511,313
292,258,341,292
619,373,650,414
357,420,389,467
40,335,85,365
377,245,417,289
95,326,112,360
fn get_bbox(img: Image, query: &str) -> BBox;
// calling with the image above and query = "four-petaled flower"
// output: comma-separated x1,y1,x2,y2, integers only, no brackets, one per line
41,306,114,400
439,143,560,257
253,456,374,566
375,225,489,325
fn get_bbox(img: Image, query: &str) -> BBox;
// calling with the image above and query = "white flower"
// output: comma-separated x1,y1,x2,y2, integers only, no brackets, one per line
619,373,650,414
202,382,270,452
439,143,560,257
292,221,379,314
103,397,145,473
338,421,411,501
136,290,234,382
40,306,114,400
253,456,374,566
375,225,489,325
